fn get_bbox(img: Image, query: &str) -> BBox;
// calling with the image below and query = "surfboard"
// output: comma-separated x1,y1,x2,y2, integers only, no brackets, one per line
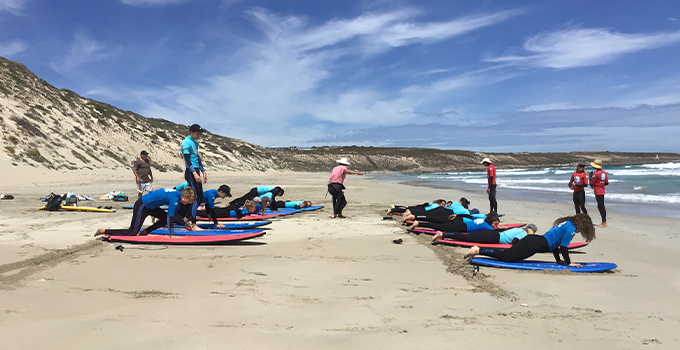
101,231,265,244
434,239,588,250
302,205,324,211
197,210,300,221
39,206,116,213
176,222,272,229
470,258,617,273
150,228,263,236
123,205,169,210
410,224,525,235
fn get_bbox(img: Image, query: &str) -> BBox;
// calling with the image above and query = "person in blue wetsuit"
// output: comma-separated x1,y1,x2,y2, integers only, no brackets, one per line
198,185,232,227
95,188,196,238
463,214,596,266
197,199,258,219
431,224,537,244
231,186,284,210
182,124,207,229
410,212,500,233
274,200,312,209
386,199,446,215
401,198,471,222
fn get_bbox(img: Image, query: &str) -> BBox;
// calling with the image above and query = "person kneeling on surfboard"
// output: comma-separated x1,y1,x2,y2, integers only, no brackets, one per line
431,224,537,244
463,214,596,267
95,188,196,238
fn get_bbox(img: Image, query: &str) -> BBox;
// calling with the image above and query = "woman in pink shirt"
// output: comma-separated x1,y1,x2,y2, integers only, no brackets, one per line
328,158,364,219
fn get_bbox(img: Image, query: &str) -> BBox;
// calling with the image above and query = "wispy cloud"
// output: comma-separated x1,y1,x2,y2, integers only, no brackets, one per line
118,0,193,6
50,32,111,74
519,102,579,112
0,0,28,15
487,28,680,69
669,17,678,22
0,40,27,57
122,7,523,145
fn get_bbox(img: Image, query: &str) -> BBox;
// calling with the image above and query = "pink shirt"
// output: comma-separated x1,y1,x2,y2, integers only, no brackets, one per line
329,165,347,184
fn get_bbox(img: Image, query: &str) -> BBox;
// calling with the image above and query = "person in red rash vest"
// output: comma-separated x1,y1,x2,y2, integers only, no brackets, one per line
589,159,609,228
569,162,589,214
482,158,497,213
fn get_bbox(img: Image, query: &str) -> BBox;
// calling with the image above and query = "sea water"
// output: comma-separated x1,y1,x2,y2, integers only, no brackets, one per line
379,162,680,219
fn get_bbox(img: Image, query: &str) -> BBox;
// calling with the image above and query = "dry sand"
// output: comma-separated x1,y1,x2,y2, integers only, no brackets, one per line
0,170,679,349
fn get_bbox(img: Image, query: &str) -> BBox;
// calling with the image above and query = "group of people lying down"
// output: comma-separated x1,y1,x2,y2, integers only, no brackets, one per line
95,183,312,237
391,198,597,267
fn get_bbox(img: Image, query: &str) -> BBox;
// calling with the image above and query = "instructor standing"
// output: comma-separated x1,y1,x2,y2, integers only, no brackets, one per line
569,162,588,214
589,159,609,228
482,158,497,213
182,124,207,230
133,150,153,200
328,157,364,219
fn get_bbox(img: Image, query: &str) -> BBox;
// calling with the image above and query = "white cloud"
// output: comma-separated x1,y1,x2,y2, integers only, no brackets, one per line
669,17,678,22
0,0,27,15
50,32,111,74
0,40,27,57
118,0,192,5
487,28,680,69
519,103,579,112
123,8,522,146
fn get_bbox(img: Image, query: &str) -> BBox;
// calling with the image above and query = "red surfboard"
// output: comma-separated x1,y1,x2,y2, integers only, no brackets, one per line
196,211,296,221
102,231,265,244
433,239,588,250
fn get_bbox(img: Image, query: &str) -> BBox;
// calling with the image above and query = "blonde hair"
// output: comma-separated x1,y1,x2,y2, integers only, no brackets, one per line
243,199,257,210
525,227,536,235
181,187,196,202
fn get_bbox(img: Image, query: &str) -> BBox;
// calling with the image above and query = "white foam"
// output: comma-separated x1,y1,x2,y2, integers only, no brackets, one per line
641,162,680,169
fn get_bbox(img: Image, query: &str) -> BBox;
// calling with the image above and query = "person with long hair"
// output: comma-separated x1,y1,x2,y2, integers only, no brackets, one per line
463,213,596,267
569,162,589,214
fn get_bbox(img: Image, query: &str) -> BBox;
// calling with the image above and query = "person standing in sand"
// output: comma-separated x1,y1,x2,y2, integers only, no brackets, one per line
589,159,609,227
133,150,153,200
182,124,208,231
569,162,589,214
482,158,497,213
328,157,364,219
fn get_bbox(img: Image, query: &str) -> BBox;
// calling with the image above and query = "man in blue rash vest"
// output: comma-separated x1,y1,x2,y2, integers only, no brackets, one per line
182,124,207,230
463,214,596,266
231,186,284,211
94,188,196,238
201,185,232,227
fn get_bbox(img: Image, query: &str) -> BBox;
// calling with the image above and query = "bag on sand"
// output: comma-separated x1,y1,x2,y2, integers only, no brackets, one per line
45,193,63,211
113,193,128,202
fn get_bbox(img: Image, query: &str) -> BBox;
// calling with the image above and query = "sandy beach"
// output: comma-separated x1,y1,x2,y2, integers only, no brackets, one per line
1,169,679,349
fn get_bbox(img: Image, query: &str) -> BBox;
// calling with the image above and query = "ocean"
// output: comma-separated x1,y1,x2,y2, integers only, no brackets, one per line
378,162,680,219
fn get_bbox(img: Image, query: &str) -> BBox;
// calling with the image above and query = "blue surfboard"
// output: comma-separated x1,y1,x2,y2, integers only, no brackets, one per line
151,228,263,236
470,258,617,273
302,205,324,211
175,221,272,229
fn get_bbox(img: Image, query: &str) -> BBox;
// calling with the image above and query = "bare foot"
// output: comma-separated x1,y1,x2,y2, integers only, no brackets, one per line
463,246,480,260
330,215,337,219
403,214,415,221
385,209,392,215
411,220,420,229
431,230,443,242
192,224,204,231
403,210,411,217
94,228,105,237
596,222,607,228
138,230,149,236
337,214,346,219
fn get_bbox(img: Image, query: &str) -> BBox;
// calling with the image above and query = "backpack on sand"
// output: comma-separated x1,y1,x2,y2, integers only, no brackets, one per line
45,193,63,211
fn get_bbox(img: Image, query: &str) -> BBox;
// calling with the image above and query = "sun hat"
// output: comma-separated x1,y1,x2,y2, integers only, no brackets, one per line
590,159,603,169
526,223,538,234
336,157,350,165
481,158,492,164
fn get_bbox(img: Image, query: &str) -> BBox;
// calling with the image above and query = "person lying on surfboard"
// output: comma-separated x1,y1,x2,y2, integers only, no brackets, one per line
409,212,500,233
400,198,472,220
230,186,284,211
431,223,537,244
274,200,312,209
386,199,447,215
196,199,258,219
95,188,196,238
463,213,596,267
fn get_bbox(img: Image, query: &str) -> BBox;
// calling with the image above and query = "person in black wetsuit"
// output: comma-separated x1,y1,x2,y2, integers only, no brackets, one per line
181,124,207,230
386,199,446,216
196,199,258,219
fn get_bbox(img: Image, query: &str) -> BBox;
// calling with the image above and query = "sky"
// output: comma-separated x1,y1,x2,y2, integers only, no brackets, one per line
1,0,680,152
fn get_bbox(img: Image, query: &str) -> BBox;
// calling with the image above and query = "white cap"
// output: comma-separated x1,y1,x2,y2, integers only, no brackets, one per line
481,158,492,164
336,157,350,165
252,197,262,203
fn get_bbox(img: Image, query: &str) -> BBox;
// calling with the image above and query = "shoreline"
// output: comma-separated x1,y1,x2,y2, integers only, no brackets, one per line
1,171,679,348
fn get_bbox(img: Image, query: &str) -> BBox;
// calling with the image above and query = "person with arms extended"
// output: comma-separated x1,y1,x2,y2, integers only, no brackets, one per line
569,162,589,214
482,158,497,213
589,159,609,227
463,214,596,267
328,157,364,219
133,150,153,200
182,124,207,230
94,188,195,238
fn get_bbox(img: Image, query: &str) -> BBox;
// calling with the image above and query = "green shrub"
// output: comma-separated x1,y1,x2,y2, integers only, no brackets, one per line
24,148,48,163
4,146,15,154
7,135,18,144
103,149,128,165
71,150,90,163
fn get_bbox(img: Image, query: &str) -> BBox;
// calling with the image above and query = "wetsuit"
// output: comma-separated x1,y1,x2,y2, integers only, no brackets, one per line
420,216,493,233
441,227,528,244
275,201,305,209
202,189,220,225
445,202,470,215
182,135,205,224
232,186,279,210
569,171,589,214
101,189,187,236
477,221,576,263
487,164,497,213
590,169,609,223
197,207,251,219
390,203,429,214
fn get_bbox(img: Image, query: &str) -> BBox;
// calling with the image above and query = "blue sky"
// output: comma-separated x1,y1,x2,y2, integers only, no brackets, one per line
2,0,680,152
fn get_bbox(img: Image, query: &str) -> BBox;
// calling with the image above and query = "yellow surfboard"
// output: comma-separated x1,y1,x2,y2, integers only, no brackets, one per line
39,206,116,213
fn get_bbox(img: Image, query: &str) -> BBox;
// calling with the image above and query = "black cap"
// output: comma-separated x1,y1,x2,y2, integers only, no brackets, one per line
218,184,232,197
189,124,205,133
577,162,586,167
140,150,149,155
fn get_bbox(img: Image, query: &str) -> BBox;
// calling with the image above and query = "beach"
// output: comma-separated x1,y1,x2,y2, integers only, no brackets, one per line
1,169,679,349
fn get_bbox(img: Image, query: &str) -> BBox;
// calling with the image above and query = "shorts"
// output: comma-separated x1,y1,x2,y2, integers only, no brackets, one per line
137,181,153,194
